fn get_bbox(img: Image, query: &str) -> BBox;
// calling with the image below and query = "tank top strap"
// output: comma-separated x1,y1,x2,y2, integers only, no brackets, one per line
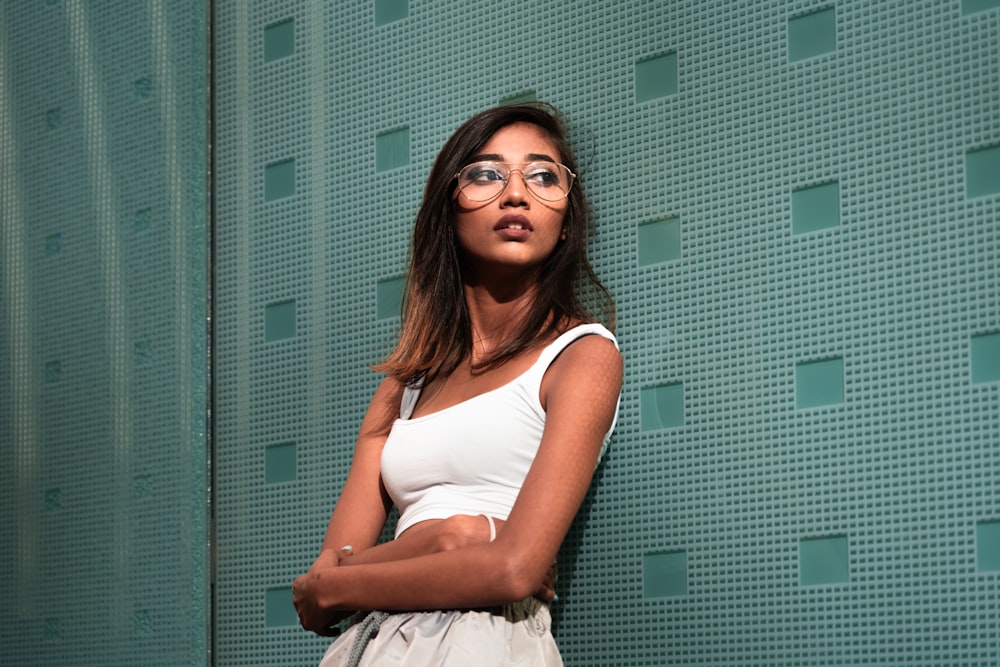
521,322,618,388
399,378,424,419
518,322,620,464
399,323,617,419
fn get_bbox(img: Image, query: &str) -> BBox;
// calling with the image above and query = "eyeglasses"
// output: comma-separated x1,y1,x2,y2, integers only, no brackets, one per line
454,161,576,202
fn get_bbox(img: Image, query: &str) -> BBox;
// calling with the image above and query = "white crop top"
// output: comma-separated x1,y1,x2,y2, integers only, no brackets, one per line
380,323,619,538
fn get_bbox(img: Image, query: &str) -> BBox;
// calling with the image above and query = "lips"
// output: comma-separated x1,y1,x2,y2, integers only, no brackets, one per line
494,214,533,232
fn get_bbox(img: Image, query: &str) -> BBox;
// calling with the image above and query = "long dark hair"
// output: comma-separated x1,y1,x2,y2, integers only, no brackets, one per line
375,102,614,384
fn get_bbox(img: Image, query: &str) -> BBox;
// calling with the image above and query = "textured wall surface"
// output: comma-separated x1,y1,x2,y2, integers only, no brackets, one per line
213,0,997,665
0,1,209,665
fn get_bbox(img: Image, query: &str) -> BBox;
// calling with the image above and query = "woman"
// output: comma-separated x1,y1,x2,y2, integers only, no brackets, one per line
293,102,622,665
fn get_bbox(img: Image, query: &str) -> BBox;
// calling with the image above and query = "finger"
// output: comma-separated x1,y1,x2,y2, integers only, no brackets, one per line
533,584,555,603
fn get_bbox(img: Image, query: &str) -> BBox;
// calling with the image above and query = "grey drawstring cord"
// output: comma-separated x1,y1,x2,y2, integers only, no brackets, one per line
344,611,390,667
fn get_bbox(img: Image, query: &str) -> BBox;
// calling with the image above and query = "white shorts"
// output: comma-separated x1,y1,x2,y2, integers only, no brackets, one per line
318,598,563,667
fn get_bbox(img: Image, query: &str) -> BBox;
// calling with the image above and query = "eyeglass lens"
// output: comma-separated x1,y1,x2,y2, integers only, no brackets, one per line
457,162,573,202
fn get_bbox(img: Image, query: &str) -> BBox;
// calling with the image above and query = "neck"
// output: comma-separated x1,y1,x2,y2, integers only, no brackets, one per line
463,281,537,363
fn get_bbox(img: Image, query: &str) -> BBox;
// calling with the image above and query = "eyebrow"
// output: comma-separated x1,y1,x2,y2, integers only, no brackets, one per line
470,152,559,163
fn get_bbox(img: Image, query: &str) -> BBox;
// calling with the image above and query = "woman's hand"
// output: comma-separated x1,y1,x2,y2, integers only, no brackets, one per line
536,560,557,604
292,549,354,636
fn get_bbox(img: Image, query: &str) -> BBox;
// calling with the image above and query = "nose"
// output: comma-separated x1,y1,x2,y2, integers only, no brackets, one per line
500,169,529,207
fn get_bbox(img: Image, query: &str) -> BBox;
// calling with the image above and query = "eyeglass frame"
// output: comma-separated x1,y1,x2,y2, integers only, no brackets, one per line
453,161,577,203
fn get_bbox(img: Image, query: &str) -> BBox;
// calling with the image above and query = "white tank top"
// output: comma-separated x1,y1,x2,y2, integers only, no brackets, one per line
380,323,618,537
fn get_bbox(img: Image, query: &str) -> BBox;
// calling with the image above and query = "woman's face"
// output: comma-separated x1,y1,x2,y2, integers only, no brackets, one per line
452,122,568,280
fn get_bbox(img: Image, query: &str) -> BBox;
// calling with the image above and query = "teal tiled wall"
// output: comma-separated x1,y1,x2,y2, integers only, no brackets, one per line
6,0,997,664
0,1,209,665
211,1,1000,664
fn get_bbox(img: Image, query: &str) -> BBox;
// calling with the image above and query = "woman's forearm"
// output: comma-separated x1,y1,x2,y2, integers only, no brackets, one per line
341,515,495,567
295,515,510,632
315,541,535,613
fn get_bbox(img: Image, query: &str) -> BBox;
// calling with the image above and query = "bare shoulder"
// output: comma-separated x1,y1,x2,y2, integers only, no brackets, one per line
372,375,407,401
540,333,623,409
359,375,407,439
556,332,621,368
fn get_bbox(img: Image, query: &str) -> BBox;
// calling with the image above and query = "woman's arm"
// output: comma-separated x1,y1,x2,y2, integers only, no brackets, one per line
293,335,622,620
339,515,556,604
294,377,402,634
339,515,493,566
315,377,402,555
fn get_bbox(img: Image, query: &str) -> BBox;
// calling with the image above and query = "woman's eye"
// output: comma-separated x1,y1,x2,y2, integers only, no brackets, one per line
466,165,505,183
525,165,560,186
